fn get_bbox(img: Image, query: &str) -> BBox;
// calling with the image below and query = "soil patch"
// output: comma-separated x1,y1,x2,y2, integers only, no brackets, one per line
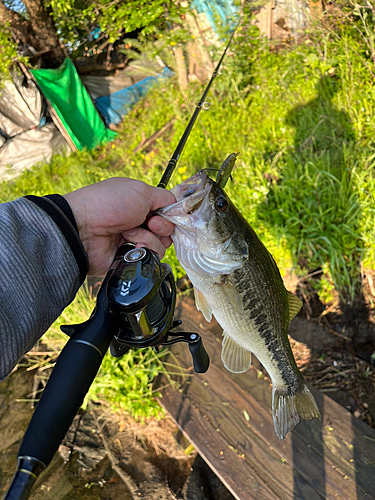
283,267,375,430
0,366,236,499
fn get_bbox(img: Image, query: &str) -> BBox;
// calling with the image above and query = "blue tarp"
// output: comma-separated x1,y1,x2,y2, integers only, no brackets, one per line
190,0,238,34
95,67,173,127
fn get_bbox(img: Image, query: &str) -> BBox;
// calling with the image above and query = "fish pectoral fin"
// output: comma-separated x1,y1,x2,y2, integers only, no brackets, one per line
215,278,244,314
287,291,302,322
194,287,212,322
221,332,252,374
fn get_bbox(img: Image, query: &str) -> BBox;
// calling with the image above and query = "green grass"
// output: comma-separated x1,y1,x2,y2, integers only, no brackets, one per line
4,4,375,416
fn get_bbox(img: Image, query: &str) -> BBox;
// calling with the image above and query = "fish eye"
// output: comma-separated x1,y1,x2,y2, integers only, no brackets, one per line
215,196,228,212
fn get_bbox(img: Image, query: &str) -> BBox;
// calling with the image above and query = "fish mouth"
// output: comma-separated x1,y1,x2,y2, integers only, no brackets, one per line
156,170,212,222
170,170,209,202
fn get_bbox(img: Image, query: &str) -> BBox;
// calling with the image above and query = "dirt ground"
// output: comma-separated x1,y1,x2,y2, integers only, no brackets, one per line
0,366,236,500
1,271,375,499
286,267,375,430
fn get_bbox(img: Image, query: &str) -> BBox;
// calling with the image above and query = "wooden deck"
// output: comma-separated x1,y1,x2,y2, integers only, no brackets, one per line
157,297,375,500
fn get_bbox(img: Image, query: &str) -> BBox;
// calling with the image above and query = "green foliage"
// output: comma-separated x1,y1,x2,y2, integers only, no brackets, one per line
3,3,375,306
0,22,27,89
259,158,364,301
310,264,336,304
86,349,165,421
47,0,187,57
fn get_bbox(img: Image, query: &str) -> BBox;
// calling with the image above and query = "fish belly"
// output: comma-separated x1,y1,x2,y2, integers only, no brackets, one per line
187,269,287,388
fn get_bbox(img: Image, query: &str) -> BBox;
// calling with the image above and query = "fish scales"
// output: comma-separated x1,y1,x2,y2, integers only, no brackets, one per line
157,154,320,439
234,267,300,388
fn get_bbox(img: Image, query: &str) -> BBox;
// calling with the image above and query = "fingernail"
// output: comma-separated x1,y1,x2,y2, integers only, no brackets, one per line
151,219,165,232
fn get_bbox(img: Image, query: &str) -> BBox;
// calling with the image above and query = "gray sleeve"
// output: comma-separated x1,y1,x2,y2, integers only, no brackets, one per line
0,197,84,381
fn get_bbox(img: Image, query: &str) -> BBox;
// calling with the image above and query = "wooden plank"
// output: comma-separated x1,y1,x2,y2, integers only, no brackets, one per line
159,372,323,500
311,386,375,464
212,334,375,497
220,361,375,498
163,297,375,499
190,296,375,460
292,388,375,498
175,296,375,455
159,386,276,500
165,340,365,500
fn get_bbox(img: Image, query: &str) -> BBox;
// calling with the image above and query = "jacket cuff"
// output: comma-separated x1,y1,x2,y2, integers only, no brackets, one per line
45,194,79,233
23,195,89,285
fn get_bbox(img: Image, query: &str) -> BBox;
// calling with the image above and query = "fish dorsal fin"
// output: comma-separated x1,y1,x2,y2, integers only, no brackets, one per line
221,332,252,374
287,291,302,322
215,277,244,314
194,287,212,322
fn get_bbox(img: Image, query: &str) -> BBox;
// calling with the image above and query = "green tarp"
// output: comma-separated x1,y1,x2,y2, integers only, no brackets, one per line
31,58,117,150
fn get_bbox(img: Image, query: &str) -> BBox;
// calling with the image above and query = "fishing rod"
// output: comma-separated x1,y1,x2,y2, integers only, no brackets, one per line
159,24,238,189
3,25,238,500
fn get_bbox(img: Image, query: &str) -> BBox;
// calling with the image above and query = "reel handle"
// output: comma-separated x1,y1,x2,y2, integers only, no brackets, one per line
162,331,210,374
189,337,210,373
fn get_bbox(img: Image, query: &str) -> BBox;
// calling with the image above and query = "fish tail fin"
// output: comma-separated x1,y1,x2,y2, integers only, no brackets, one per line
272,382,321,439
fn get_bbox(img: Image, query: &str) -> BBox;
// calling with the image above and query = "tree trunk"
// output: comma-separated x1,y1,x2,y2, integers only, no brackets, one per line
23,0,64,65
0,0,64,67
0,1,30,46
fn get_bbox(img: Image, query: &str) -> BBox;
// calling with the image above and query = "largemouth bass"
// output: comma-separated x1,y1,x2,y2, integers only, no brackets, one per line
158,155,320,439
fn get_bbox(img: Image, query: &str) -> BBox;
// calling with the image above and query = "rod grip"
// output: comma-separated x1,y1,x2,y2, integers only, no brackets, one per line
17,271,117,470
3,457,45,500
18,311,116,467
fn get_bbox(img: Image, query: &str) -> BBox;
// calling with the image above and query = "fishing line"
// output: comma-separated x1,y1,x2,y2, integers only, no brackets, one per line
201,167,219,172
200,167,235,184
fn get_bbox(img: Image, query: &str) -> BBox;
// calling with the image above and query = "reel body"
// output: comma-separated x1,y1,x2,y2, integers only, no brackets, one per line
106,243,209,374
107,243,176,355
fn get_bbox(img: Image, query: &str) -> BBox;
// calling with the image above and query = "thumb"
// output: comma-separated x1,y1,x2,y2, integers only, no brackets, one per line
148,186,176,211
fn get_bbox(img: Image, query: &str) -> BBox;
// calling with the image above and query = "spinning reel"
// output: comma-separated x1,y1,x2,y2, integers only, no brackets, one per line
105,242,209,373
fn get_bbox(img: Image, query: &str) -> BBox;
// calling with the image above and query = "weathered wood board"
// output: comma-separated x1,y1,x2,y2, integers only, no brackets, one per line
157,297,375,500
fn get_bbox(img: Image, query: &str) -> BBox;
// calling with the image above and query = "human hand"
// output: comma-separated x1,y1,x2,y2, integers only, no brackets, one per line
64,178,176,277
